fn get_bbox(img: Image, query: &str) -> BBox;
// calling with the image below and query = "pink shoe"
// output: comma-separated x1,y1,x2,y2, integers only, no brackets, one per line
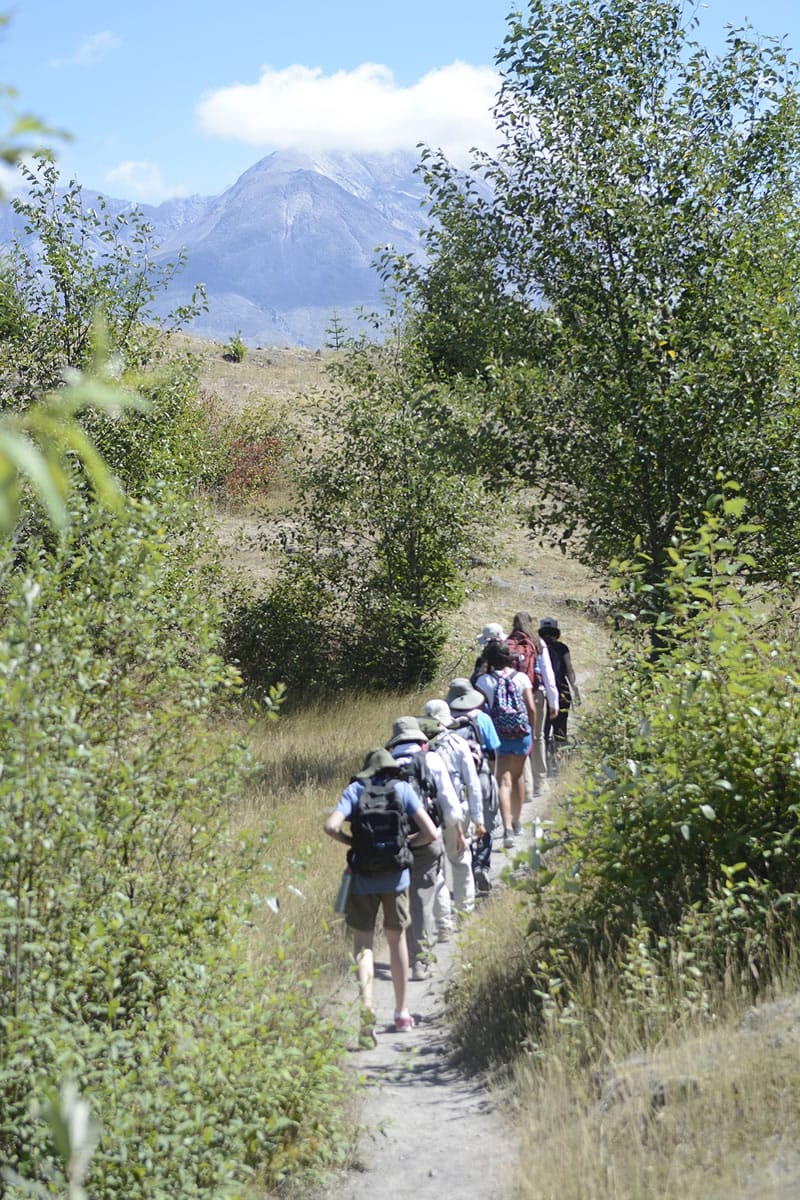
394,1011,415,1032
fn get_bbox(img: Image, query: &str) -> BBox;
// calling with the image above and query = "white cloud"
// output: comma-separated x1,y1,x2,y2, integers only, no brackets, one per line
196,61,499,161
51,31,122,68
105,161,188,204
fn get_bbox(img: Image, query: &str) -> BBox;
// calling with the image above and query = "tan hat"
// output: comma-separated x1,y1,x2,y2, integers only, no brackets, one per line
446,678,485,712
385,715,428,749
423,698,453,728
477,622,506,647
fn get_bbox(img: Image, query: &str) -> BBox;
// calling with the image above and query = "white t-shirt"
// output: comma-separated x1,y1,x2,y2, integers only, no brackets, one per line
475,668,532,710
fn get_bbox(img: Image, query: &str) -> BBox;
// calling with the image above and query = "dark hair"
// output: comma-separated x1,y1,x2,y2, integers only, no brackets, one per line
485,640,513,670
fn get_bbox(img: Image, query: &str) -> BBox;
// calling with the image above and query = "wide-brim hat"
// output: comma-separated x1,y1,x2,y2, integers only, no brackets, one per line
446,677,485,713
423,698,453,728
385,715,428,749
355,747,401,780
416,716,442,742
477,622,506,647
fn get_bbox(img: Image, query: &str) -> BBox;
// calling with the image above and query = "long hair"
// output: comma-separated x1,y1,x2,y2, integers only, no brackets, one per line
511,611,543,653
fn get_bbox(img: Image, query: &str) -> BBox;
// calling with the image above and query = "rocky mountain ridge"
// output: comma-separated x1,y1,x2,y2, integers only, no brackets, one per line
0,148,431,348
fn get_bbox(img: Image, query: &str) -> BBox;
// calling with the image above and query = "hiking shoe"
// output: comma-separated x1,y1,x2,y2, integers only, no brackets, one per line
503,829,515,849
511,819,522,836
436,927,452,944
394,1012,415,1032
411,961,429,981
474,869,492,896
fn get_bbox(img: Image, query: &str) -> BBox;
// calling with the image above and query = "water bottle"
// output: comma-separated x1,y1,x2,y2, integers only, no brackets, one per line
334,867,352,914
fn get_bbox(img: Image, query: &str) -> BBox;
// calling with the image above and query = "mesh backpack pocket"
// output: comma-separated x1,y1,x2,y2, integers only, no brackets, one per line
489,671,530,740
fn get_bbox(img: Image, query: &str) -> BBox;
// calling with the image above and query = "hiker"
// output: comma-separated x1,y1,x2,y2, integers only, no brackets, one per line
539,615,581,763
475,639,538,849
421,699,485,919
324,746,441,1041
507,611,559,800
470,622,506,686
445,677,501,894
385,716,462,979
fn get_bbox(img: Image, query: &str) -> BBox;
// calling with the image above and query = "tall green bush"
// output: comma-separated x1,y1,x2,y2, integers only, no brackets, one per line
227,337,490,698
0,494,351,1197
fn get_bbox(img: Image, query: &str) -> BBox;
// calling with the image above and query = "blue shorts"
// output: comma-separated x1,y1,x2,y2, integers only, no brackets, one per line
497,733,532,757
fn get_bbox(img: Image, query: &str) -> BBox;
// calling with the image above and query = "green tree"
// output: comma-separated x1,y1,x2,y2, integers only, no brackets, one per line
395,0,800,588
229,336,491,696
1,155,206,404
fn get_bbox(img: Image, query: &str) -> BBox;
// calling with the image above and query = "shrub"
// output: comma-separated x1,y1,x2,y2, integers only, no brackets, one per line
224,331,247,363
0,493,353,1196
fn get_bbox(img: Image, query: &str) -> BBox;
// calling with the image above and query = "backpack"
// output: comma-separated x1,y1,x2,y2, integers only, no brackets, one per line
348,776,414,875
488,670,531,740
394,749,443,828
506,630,543,690
451,714,500,830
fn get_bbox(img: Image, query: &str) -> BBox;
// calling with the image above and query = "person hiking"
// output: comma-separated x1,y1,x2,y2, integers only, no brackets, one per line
445,678,501,895
470,622,507,687
507,611,559,801
421,699,485,920
539,615,581,766
475,639,538,850
385,716,462,980
324,746,441,1043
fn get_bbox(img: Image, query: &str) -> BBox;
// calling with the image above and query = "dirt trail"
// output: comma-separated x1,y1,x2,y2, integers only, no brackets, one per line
316,793,550,1200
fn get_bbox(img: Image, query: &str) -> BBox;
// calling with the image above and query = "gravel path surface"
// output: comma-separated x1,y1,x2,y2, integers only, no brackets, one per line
317,793,550,1200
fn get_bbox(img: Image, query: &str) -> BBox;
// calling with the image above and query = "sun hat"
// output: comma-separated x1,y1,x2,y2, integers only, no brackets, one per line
416,716,442,742
539,616,560,636
355,747,402,780
423,698,453,728
445,677,486,713
477,622,506,647
385,715,428,749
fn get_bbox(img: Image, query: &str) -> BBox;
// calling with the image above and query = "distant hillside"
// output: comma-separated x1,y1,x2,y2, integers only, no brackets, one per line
0,149,431,348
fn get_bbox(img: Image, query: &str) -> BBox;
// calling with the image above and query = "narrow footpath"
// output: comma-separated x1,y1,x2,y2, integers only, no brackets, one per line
318,793,548,1200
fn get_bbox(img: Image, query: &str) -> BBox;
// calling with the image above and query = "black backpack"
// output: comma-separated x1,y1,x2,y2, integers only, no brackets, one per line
394,749,443,828
349,775,413,875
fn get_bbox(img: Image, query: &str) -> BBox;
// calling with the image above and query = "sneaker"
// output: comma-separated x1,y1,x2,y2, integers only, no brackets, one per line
474,869,491,896
512,819,522,836
436,927,452,944
503,829,515,850
394,1011,415,1032
411,961,429,981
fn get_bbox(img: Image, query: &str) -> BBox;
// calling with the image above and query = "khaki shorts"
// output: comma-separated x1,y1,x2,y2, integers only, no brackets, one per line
346,887,410,932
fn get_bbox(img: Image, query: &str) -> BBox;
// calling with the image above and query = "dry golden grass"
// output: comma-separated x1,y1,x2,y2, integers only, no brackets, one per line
198,345,800,1197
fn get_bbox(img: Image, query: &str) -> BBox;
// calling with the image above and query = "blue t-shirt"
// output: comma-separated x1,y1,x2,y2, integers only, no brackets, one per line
337,775,420,895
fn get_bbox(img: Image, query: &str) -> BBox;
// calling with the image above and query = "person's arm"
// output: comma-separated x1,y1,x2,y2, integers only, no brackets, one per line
426,750,466,853
411,803,440,846
324,808,352,846
457,739,485,833
564,650,581,704
539,643,560,716
324,784,356,845
521,674,537,724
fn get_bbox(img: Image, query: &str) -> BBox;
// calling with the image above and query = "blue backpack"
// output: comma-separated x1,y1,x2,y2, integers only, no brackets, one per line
489,671,530,740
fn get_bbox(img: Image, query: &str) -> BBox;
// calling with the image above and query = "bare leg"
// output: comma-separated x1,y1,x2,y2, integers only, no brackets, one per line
384,926,409,1017
509,755,527,826
495,753,514,831
352,930,375,1012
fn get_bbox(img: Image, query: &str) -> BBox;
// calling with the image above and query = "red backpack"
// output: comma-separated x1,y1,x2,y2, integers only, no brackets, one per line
506,631,543,690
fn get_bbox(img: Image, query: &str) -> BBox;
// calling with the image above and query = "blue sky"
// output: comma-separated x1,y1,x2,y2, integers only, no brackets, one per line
3,1,799,205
